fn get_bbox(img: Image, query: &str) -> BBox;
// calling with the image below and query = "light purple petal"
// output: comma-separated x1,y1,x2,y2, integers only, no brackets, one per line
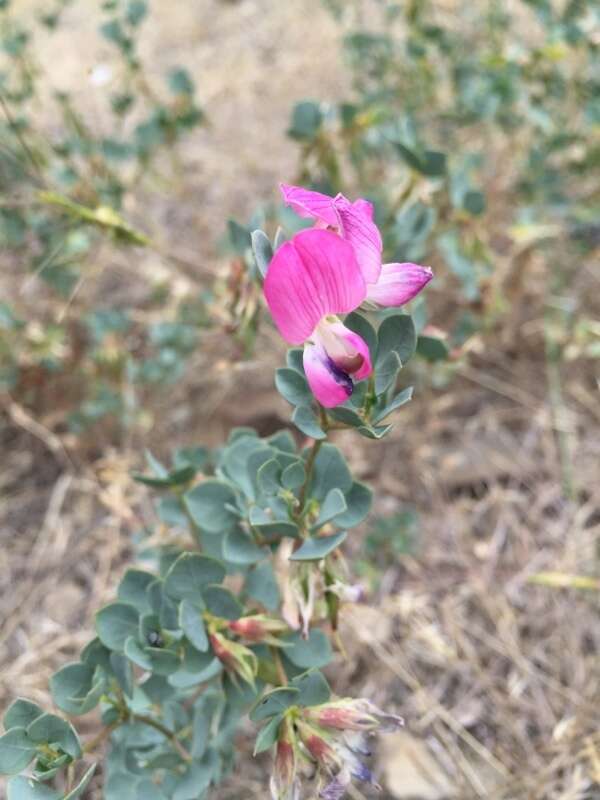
303,342,353,408
280,183,340,229
366,262,433,307
334,195,383,284
264,229,366,345
317,321,373,382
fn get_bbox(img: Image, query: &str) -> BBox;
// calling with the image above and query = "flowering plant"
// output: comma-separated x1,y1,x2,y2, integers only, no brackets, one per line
0,183,431,800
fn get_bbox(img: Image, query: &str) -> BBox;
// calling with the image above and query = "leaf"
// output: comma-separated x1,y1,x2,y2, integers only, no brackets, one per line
164,553,225,602
117,569,154,613
283,630,333,668
124,637,153,670
184,480,239,534
253,713,283,755
292,406,326,439
7,776,61,799
376,314,416,368
336,482,372,527
249,688,300,722
290,531,347,561
50,662,104,715
223,528,267,565
275,368,312,407
288,100,323,140
0,728,36,775
249,507,299,540
281,461,306,490
308,443,353,501
172,762,212,800
3,699,43,731
203,586,243,620
96,603,140,652
328,406,364,428
245,562,280,611
179,601,208,652
358,423,393,440
290,669,331,707
416,335,450,361
372,386,413,424
313,488,348,529
27,714,81,759
251,229,273,277
109,652,134,697
375,350,401,396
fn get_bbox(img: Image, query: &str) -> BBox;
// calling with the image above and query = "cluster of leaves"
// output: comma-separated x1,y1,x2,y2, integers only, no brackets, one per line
290,0,599,361
0,241,421,794
0,0,206,435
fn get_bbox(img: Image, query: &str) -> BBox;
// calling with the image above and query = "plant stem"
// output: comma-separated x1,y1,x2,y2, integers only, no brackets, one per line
271,646,288,686
83,721,119,755
297,410,329,515
133,714,192,762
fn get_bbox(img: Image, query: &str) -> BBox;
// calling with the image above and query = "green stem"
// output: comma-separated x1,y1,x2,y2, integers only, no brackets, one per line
297,407,329,515
133,714,192,762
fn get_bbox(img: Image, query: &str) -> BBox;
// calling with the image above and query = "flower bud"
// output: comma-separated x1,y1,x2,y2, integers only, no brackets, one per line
303,698,403,733
270,717,300,800
209,632,258,687
228,614,288,645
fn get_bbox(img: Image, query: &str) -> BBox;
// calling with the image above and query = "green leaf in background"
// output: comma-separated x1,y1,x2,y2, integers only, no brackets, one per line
288,100,323,140
0,727,37,775
168,67,194,96
336,481,373,527
164,553,225,602
223,527,267,565
372,385,413,424
184,480,239,534
292,406,326,439
376,313,416,367
50,662,104,716
374,350,401,395
257,459,281,496
117,569,154,613
275,368,313,407
95,602,140,652
281,461,306,490
308,443,353,501
3,700,44,732
245,562,280,610
249,687,300,722
290,531,347,561
416,334,450,361
203,585,243,620
7,776,61,799
283,630,333,669
253,713,283,755
313,488,347,529
179,600,208,652
290,669,331,707
249,507,299,540
124,637,153,670
27,713,81,759
251,229,273,277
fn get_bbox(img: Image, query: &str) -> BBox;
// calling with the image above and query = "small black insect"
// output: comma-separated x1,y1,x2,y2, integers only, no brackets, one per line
147,631,163,648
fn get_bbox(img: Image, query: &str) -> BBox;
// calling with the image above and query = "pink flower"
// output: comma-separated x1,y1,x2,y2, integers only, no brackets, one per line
281,183,433,307
264,228,373,408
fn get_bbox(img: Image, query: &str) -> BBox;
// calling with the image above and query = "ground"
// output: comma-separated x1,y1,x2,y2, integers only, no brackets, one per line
1,1,599,799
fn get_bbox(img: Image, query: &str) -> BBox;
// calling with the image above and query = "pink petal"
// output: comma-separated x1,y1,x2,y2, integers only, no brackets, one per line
303,342,353,408
280,183,340,229
333,195,383,285
317,321,373,382
366,262,433,307
264,229,366,345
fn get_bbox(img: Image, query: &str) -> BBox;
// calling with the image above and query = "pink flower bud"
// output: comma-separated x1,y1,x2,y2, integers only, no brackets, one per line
209,632,258,687
270,718,300,800
228,614,288,644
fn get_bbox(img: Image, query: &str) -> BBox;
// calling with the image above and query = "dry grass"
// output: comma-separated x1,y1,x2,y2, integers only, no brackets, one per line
1,1,600,799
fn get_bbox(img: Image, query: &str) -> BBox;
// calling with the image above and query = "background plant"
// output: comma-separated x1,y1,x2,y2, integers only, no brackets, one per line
0,0,207,438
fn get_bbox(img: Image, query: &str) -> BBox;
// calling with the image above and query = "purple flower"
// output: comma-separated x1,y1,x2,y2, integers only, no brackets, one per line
281,183,433,307
264,228,372,408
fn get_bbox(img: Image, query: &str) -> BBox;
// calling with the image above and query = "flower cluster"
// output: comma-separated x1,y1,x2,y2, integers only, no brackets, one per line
264,184,433,407
270,698,404,800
